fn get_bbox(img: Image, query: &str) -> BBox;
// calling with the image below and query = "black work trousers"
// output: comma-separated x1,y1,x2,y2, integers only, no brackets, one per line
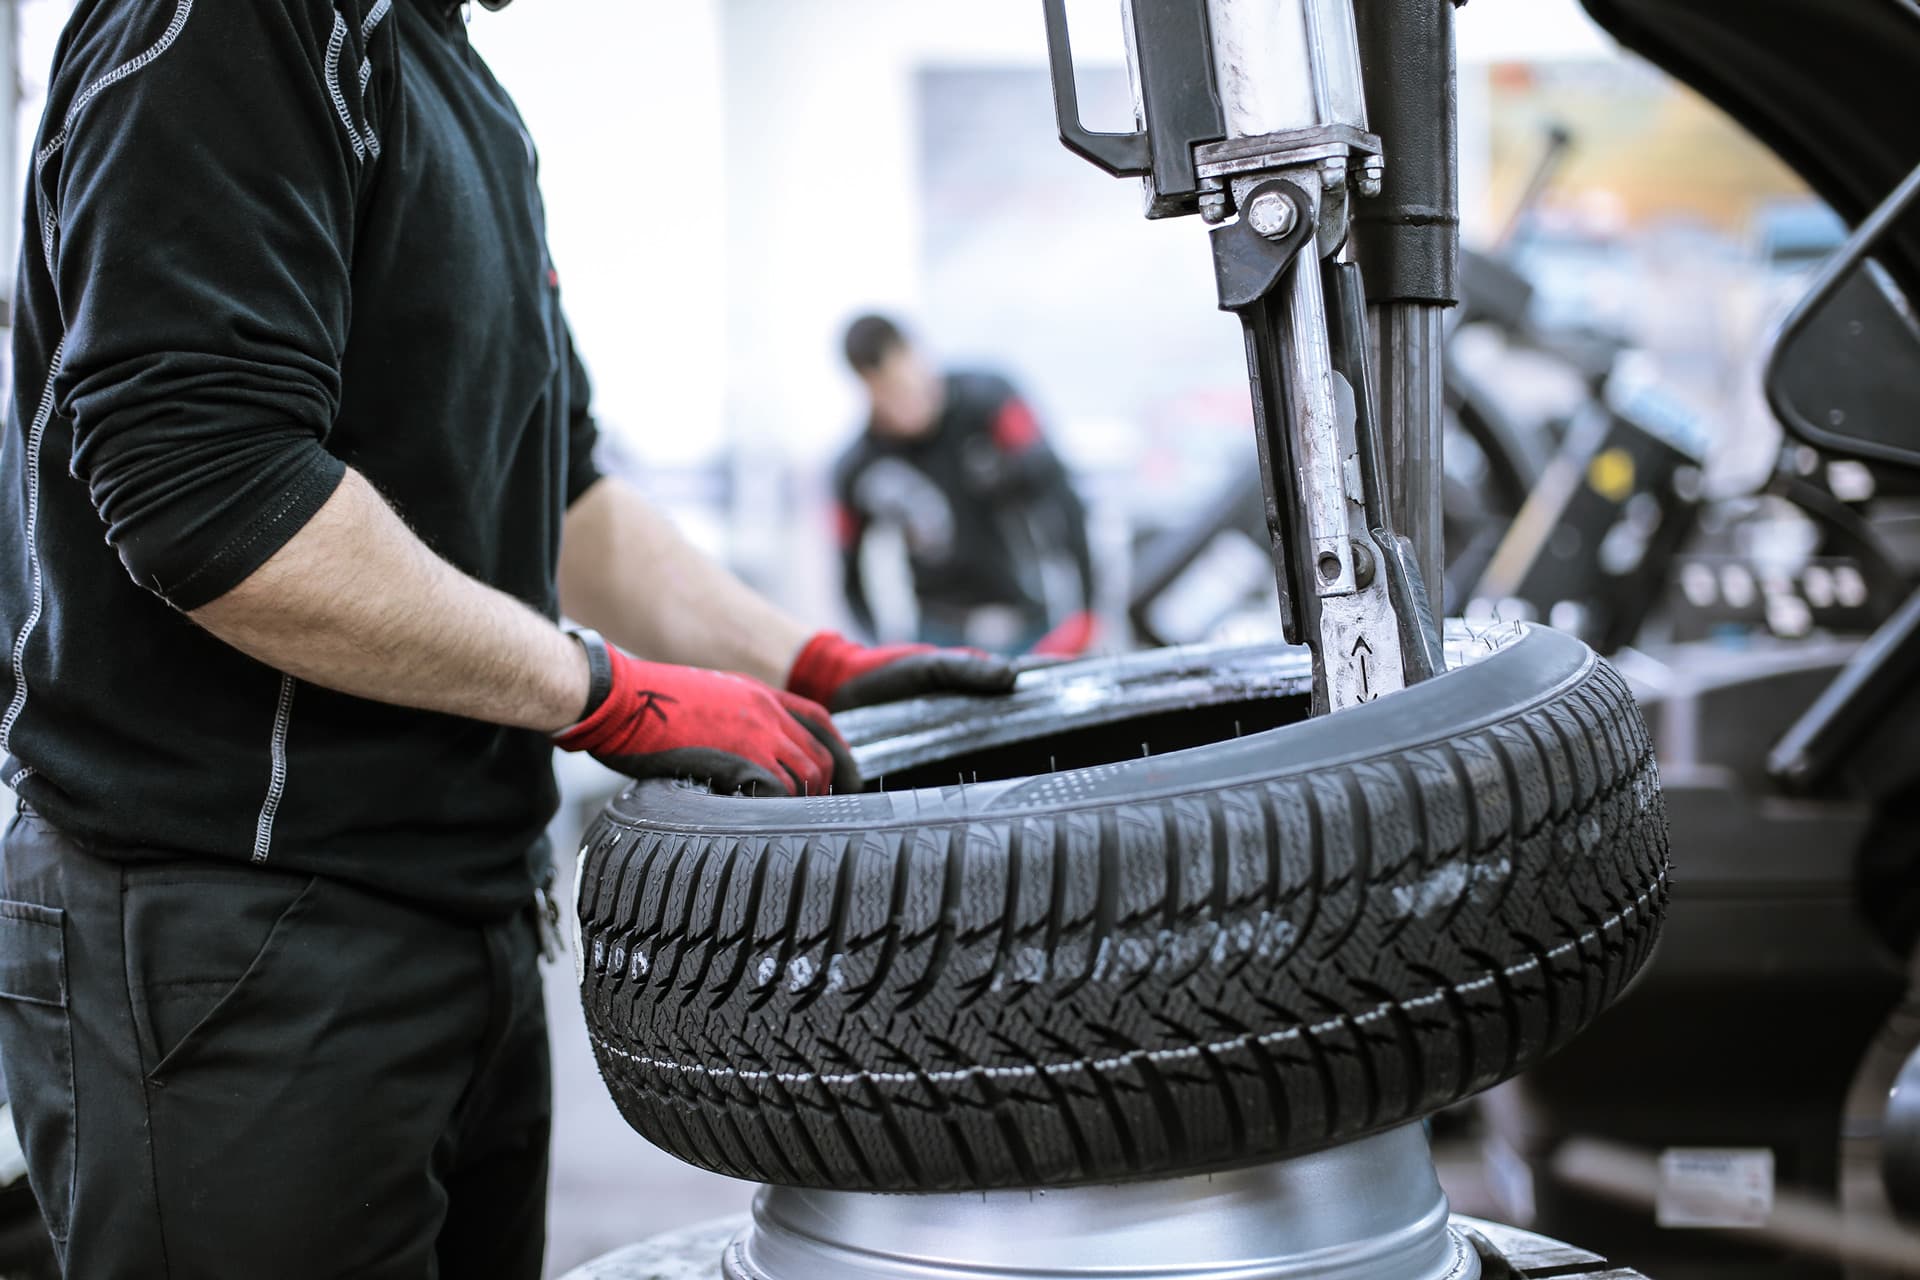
0,809,551,1279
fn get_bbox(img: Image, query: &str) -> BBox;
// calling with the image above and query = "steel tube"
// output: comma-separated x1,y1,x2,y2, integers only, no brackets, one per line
1375,303,1447,601
1205,0,1320,140
1354,0,1459,605
1285,244,1359,597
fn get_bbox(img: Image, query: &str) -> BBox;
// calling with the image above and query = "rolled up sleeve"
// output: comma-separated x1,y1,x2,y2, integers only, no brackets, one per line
47,0,371,610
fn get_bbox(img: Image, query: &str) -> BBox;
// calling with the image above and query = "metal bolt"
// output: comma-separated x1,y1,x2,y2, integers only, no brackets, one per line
1198,189,1230,225
1246,191,1297,239
1358,157,1385,199
1319,157,1347,192
1316,550,1343,582
1350,539,1377,588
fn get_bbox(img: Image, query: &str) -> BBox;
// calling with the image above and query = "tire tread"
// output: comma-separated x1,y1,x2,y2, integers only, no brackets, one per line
579,649,1669,1190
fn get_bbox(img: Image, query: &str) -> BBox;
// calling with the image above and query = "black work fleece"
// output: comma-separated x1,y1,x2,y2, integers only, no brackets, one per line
0,0,602,917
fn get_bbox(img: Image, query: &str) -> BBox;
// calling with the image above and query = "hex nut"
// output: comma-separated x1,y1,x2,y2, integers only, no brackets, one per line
1247,191,1298,239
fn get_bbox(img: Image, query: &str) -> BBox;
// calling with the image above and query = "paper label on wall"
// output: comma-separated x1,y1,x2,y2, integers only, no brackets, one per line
1656,1148,1774,1228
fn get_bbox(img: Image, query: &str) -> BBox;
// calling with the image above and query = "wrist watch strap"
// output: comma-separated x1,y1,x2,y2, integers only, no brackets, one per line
567,629,615,723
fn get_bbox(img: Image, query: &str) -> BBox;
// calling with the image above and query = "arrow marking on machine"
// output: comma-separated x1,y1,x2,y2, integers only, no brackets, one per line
1351,635,1377,701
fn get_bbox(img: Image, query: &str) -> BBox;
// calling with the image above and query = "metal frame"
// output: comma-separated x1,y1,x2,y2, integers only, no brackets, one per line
1765,158,1920,469
1044,0,1449,715
1040,0,1225,217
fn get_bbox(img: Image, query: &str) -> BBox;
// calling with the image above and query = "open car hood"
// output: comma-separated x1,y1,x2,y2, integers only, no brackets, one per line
1578,0,1920,297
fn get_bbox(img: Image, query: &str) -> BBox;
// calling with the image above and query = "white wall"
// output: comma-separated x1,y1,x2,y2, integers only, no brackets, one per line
470,3,729,467
1457,0,1613,61
720,0,1136,466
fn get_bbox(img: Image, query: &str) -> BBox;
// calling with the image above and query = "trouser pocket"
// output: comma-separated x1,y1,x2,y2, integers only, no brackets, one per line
122,867,316,1084
0,900,74,1244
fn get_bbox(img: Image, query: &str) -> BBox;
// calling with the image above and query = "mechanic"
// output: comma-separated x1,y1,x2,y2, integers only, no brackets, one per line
834,314,1099,656
0,2,1012,1277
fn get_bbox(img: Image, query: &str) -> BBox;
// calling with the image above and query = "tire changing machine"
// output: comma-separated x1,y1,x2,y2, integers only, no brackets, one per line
565,1,1651,1276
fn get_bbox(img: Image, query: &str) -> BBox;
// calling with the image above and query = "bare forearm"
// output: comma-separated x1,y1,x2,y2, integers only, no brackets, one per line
558,477,810,686
192,469,589,733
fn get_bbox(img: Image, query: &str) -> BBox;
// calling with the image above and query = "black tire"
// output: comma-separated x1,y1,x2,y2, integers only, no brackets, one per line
575,625,1669,1191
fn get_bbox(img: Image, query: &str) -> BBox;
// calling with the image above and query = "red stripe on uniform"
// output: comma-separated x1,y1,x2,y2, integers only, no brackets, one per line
992,399,1041,453
832,503,861,549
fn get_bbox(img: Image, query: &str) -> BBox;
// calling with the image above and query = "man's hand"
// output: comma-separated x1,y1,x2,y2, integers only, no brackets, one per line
787,631,1016,713
557,634,858,796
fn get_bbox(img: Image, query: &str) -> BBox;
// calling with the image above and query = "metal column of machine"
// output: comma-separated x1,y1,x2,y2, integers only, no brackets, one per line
1353,0,1460,607
1044,0,1444,713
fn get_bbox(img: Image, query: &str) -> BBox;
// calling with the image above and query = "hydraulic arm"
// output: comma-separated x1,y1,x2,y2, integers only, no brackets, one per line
1044,0,1459,712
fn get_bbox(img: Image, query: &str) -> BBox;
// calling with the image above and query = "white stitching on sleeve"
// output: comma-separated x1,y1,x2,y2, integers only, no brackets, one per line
34,1,195,273
0,342,67,760
250,675,298,863
35,1,194,170
355,0,392,157
324,11,368,163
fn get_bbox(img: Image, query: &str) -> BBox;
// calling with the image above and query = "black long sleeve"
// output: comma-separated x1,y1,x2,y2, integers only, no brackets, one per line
1047,474,1097,612
50,0,366,610
1,0,604,918
979,392,1096,612
831,477,877,638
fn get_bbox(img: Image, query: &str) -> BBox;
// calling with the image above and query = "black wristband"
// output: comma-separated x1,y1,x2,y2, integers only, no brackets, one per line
567,629,615,723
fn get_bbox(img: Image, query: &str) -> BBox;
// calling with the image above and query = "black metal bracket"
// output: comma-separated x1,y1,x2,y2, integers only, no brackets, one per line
1765,158,1920,470
1770,585,1920,793
1209,181,1317,310
1760,166,1920,793
1040,0,1150,178
1041,0,1226,219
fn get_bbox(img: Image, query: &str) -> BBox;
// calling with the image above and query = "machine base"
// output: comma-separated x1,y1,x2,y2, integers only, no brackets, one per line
561,1217,1644,1280
561,1126,1649,1280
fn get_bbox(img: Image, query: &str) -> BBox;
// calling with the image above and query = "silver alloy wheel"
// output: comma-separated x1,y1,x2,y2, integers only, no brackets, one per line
722,1124,1479,1280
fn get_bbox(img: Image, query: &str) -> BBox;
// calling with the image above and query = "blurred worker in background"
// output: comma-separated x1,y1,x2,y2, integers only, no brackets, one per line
834,314,1098,657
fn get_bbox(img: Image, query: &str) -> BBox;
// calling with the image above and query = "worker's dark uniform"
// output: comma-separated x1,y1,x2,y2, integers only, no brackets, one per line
0,1,596,1274
833,372,1093,651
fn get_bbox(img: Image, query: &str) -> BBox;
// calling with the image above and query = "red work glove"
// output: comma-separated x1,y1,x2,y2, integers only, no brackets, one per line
1030,610,1098,659
787,631,1016,713
556,632,857,796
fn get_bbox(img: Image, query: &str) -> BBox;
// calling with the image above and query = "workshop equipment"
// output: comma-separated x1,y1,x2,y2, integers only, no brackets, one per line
1044,0,1459,713
1470,364,1708,654
1485,640,1907,1280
